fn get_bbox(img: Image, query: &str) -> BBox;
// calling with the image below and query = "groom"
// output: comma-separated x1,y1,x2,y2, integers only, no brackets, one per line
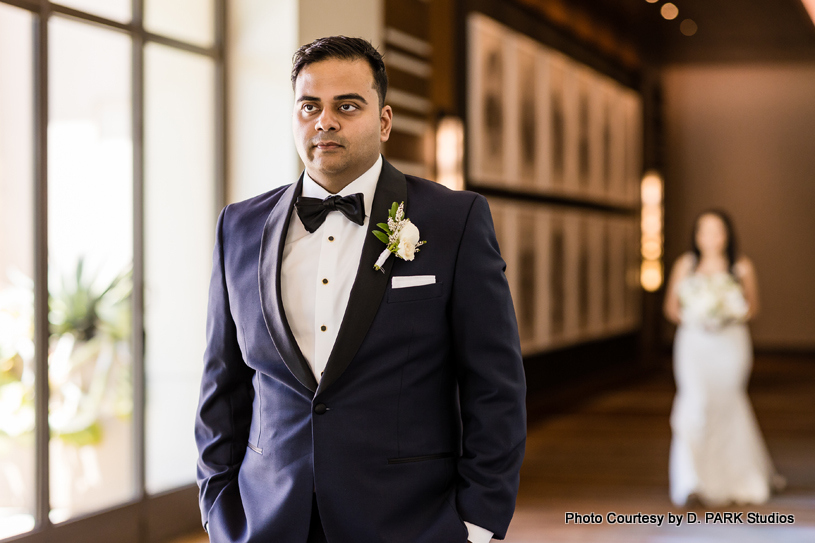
195,36,526,543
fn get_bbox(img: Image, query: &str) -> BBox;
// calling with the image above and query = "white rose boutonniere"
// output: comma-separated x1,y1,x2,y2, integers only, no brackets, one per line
372,202,426,271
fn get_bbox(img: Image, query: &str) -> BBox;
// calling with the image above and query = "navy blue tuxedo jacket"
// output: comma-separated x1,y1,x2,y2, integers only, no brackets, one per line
195,159,526,542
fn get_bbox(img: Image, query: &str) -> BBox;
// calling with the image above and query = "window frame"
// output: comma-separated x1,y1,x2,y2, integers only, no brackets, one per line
1,0,226,541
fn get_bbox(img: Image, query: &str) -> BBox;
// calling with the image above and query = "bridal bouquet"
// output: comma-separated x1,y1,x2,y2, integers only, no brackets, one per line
678,272,749,329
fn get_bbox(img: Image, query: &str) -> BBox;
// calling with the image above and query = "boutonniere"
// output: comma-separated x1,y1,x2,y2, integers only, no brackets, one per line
372,202,426,271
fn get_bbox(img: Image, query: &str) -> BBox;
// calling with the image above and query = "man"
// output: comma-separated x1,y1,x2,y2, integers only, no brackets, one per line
195,36,526,543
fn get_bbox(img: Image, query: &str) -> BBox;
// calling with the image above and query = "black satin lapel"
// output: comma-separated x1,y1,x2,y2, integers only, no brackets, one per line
258,176,319,393
317,159,407,395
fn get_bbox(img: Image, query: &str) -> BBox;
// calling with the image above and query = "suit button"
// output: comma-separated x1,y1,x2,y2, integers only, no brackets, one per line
314,403,327,415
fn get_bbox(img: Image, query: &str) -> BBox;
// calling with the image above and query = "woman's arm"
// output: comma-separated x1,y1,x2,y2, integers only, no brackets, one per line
663,253,692,325
737,256,760,320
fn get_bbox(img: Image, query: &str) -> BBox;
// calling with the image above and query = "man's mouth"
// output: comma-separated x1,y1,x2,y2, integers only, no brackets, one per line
314,141,342,149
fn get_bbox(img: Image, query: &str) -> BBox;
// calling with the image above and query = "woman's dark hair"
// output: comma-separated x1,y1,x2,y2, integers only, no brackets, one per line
291,36,388,109
690,209,739,275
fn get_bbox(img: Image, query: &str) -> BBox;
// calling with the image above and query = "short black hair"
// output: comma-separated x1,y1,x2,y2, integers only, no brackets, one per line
291,36,388,109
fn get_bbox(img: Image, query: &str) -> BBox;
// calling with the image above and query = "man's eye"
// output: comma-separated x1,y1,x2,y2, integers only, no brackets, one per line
303,104,317,112
340,104,357,112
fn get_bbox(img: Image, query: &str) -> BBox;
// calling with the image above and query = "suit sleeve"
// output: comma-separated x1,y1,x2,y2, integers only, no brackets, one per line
195,205,255,529
451,194,526,540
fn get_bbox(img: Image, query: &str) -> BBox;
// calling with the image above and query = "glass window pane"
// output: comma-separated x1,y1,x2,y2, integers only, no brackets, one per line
48,16,134,523
53,0,131,24
145,0,215,48
0,4,36,540
144,43,214,494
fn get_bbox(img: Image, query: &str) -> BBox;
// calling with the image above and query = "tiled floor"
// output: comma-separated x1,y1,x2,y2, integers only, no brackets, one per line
175,353,815,542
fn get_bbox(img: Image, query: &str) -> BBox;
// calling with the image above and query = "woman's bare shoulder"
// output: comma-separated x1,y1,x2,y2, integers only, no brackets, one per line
667,252,695,285
734,255,756,277
675,252,696,271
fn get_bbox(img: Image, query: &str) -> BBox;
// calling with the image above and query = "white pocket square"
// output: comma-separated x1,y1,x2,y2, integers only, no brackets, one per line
392,275,436,289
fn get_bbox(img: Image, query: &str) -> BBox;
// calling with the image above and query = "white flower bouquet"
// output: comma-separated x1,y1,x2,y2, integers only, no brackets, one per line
678,272,749,329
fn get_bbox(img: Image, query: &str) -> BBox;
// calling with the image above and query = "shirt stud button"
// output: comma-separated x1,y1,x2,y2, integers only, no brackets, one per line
328,236,335,241
322,278,329,284
320,325,327,332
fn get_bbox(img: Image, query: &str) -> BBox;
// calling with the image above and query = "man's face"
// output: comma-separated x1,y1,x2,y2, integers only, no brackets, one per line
292,58,392,188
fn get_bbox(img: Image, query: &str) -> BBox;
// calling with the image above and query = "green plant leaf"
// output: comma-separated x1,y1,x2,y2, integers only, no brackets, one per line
372,231,389,244
75,258,84,290
390,202,398,219
48,259,133,342
55,421,104,447
376,222,390,233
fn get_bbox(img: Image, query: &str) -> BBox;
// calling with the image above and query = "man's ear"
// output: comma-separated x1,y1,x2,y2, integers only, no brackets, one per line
380,105,393,142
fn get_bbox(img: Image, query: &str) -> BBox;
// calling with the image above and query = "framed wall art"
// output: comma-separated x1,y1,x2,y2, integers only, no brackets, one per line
469,14,644,357
467,13,512,186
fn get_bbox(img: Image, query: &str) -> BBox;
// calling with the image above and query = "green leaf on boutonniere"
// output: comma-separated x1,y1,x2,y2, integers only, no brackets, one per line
389,202,398,219
376,222,390,233
372,230,389,244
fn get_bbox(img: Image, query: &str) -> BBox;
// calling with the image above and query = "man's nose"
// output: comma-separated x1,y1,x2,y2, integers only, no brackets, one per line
315,109,339,131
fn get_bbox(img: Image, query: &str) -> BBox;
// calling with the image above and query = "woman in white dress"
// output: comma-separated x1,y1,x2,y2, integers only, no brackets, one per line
663,210,784,506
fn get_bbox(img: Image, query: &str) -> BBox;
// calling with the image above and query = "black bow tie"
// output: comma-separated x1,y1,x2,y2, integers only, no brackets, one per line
294,193,365,233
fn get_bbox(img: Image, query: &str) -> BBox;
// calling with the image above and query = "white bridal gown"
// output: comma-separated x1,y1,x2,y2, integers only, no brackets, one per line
669,270,782,506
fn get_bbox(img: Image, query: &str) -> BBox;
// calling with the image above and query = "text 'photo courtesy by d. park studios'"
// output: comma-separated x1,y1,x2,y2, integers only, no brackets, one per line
565,511,795,527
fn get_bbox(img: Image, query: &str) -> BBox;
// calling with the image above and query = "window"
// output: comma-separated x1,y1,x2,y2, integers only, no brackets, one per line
143,42,215,494
0,0,224,540
47,14,135,522
0,4,35,539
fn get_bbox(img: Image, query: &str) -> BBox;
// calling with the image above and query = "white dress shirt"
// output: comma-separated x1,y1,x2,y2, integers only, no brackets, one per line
281,155,381,381
279,154,492,543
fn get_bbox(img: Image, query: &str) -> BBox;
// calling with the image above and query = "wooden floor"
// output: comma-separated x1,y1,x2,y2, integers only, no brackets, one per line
173,353,815,543
505,352,815,543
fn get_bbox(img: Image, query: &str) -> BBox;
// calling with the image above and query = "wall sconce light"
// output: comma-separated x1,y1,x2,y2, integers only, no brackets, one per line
435,116,464,191
802,0,815,27
640,170,663,292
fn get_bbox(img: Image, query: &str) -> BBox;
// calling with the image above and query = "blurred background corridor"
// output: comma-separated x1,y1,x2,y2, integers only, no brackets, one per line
1,0,814,542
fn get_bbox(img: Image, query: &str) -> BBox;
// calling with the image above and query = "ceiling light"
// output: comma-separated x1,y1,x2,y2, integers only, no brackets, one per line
661,3,679,20
680,19,698,36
